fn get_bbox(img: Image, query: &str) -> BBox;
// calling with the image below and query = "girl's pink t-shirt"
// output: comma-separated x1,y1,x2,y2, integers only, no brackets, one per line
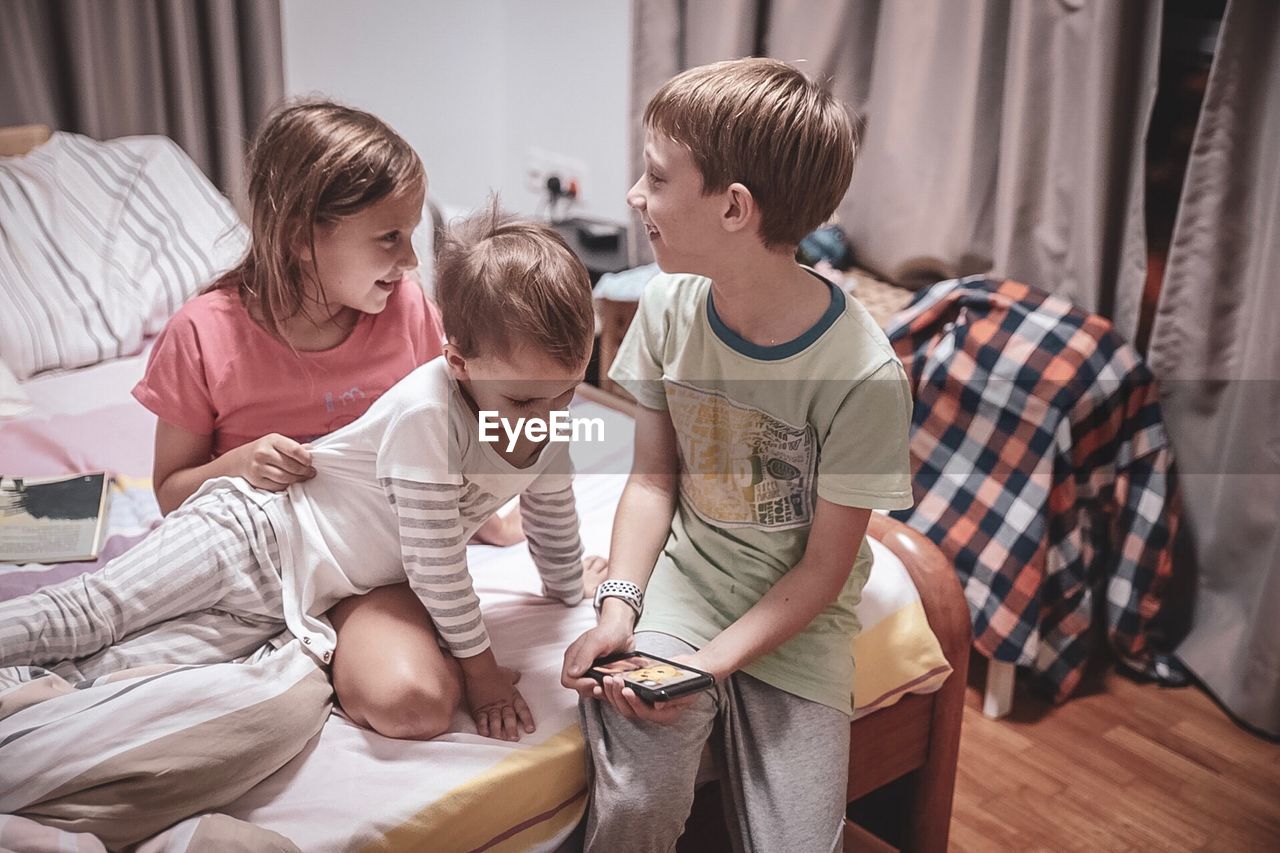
132,281,446,457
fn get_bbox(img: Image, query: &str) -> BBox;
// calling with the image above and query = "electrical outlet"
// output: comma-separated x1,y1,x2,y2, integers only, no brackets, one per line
525,147,589,205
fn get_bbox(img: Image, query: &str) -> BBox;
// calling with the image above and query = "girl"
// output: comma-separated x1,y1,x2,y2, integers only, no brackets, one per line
130,101,547,738
134,100,521,544
136,102,426,503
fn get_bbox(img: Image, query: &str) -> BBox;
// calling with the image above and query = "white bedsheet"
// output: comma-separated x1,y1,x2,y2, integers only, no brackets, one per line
221,424,933,851
2,357,941,852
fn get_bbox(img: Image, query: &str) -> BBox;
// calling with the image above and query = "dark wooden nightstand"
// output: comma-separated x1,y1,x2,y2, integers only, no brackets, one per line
548,218,631,391
549,217,630,284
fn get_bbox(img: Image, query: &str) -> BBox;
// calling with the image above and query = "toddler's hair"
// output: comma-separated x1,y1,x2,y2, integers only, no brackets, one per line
211,100,425,338
644,57,856,249
435,203,594,369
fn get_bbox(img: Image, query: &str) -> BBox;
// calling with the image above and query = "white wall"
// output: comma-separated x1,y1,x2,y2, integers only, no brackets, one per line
280,0,632,222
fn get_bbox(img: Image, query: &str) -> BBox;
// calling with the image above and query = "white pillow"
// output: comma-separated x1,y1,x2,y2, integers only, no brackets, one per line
0,133,248,380
0,359,31,419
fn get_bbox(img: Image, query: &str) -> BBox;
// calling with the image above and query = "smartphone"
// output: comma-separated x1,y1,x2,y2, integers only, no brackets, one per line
587,651,715,704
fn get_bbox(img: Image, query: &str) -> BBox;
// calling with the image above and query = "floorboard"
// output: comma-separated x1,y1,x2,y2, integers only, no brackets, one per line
949,655,1280,852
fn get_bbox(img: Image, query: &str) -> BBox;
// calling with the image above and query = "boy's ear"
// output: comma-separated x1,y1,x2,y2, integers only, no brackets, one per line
442,342,470,381
721,182,756,235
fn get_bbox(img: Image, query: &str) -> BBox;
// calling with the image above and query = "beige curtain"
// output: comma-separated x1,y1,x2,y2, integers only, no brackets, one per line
0,0,284,211
629,0,1160,340
1148,0,1280,737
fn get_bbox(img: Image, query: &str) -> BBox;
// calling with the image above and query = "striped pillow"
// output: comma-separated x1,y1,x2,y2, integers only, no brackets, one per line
0,132,247,380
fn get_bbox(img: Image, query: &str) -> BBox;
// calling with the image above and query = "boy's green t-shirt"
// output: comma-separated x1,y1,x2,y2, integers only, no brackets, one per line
608,271,914,715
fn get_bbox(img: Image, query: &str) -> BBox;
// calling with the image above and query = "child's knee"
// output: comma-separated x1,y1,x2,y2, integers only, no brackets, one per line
369,678,460,740
345,671,461,740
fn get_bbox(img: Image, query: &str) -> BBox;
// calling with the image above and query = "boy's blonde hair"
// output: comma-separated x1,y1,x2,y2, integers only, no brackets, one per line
210,100,426,340
644,57,856,249
435,204,594,369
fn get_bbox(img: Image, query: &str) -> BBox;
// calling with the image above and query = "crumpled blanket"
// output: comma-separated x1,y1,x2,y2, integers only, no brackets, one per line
0,639,331,851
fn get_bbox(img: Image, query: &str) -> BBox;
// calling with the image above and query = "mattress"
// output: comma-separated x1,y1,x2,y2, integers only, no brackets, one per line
0,351,946,852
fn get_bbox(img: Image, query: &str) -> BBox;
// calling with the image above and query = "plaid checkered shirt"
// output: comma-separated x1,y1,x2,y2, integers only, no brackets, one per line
885,277,1178,700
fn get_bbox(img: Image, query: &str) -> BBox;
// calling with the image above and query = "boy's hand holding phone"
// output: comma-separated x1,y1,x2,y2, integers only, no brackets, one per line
597,666,705,725
588,651,715,725
560,599,637,698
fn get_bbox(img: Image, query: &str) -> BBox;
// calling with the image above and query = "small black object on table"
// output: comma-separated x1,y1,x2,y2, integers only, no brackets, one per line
550,218,630,386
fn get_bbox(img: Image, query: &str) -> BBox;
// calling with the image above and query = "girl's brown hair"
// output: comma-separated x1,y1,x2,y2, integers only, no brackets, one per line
210,100,425,338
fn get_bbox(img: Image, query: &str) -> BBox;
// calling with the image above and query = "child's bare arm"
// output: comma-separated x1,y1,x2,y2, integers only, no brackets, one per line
596,498,870,725
693,498,871,681
152,420,314,515
561,405,680,693
603,405,682,589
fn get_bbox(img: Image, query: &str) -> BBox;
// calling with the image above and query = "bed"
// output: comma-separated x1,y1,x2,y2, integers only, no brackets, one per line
0,127,969,852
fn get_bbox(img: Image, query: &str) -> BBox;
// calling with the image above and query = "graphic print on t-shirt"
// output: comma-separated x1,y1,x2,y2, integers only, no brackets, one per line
665,379,816,530
324,386,370,433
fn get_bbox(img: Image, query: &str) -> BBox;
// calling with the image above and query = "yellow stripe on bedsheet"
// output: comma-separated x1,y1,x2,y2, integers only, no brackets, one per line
113,474,152,490
365,724,587,853
852,599,952,716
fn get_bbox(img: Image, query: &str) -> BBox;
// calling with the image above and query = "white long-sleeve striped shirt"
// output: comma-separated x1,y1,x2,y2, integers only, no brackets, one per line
264,358,585,664
384,477,583,656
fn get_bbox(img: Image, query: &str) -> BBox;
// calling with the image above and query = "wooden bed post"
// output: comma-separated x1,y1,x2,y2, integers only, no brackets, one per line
866,514,971,853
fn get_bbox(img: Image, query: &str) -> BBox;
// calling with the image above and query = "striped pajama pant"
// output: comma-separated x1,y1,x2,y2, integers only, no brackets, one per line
0,488,287,686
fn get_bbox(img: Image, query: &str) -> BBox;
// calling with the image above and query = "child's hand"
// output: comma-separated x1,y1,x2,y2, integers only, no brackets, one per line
561,615,634,698
236,434,316,491
581,555,608,597
599,651,714,725
597,672,703,726
465,664,535,741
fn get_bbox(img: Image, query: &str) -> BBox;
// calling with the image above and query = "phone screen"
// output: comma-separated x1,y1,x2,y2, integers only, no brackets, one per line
592,654,708,691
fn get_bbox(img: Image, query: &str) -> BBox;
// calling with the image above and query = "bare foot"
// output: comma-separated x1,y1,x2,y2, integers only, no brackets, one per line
500,665,521,685
582,555,609,598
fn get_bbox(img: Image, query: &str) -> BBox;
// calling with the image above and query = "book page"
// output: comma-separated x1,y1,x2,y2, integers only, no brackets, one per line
0,518,98,563
0,473,109,563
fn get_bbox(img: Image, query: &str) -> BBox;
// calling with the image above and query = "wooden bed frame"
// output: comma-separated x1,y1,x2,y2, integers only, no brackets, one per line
577,384,970,852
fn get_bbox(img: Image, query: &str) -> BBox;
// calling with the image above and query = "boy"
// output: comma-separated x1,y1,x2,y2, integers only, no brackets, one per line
1,209,597,742
561,58,914,851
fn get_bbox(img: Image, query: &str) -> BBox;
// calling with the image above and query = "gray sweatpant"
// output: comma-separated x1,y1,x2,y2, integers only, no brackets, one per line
0,488,287,684
578,631,849,853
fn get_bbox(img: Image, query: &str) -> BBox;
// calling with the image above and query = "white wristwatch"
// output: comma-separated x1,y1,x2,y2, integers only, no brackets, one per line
593,579,644,620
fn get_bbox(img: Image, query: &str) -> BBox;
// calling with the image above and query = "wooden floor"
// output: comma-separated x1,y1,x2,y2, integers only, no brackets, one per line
948,656,1280,852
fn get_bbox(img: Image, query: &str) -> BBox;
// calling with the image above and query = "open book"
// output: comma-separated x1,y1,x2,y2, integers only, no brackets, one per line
0,473,111,563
